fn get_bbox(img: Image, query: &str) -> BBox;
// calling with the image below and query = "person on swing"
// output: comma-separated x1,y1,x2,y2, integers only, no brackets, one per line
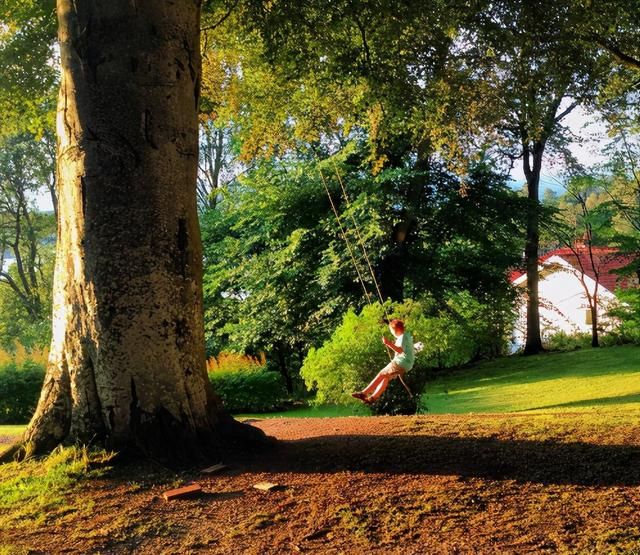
352,318,415,404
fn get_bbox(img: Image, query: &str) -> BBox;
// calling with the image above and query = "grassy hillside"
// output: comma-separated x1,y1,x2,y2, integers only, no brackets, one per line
422,345,640,414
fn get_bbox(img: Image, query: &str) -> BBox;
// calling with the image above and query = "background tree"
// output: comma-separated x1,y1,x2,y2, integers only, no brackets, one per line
549,175,619,347
202,148,526,388
452,0,614,354
0,134,56,351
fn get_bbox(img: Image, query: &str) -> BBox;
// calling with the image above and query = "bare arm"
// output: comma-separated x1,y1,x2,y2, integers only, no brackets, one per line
382,336,403,354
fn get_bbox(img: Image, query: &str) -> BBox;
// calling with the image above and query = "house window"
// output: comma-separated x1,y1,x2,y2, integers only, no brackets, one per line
585,309,593,325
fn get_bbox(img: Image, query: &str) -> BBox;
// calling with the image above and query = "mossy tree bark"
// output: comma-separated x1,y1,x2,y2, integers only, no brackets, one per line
17,0,259,463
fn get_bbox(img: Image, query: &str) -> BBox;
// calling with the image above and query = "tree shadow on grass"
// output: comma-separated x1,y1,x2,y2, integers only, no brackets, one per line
233,432,640,487
431,348,640,390
525,392,640,411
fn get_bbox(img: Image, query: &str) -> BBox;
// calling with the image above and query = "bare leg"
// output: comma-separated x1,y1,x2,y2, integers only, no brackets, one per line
362,372,386,396
368,375,392,400
361,362,404,401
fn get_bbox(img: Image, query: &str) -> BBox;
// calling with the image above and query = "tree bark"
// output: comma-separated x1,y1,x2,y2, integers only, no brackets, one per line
522,141,545,355
275,345,293,395
591,301,599,348
18,0,263,464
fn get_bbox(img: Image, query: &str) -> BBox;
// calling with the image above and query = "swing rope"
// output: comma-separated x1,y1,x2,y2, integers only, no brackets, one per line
317,155,413,398
329,158,388,311
317,166,374,306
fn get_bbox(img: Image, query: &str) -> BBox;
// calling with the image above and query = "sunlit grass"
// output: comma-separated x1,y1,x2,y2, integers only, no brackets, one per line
422,345,640,414
0,425,25,438
0,446,115,529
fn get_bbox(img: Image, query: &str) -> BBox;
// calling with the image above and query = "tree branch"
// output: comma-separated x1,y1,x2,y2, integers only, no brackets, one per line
201,0,240,32
353,15,372,75
593,35,640,70
554,101,579,124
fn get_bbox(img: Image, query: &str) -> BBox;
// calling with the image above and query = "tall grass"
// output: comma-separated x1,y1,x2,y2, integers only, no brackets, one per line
206,352,266,373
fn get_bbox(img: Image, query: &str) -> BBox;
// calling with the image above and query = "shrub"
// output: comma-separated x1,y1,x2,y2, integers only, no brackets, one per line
543,330,592,351
0,360,45,424
300,294,515,410
606,289,640,345
208,369,288,413
368,369,429,416
301,304,389,406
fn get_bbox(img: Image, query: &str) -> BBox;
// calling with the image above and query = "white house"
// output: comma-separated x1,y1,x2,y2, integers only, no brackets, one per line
510,247,638,349
1,249,15,273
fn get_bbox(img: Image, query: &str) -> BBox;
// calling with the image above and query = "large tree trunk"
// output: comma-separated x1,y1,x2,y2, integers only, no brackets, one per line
523,142,544,355
15,0,262,463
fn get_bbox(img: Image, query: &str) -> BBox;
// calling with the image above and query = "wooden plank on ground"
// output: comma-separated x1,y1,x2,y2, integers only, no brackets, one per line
253,482,285,492
163,483,202,501
201,463,228,474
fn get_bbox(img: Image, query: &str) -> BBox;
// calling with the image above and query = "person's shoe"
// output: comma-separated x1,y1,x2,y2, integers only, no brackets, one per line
351,392,366,401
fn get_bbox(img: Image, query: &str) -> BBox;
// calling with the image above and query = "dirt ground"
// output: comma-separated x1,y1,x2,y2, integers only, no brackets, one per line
3,413,640,554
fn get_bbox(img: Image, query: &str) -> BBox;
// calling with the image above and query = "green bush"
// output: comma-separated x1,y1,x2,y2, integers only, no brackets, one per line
368,369,429,416
0,360,45,424
544,330,592,351
208,369,288,413
301,304,389,406
606,289,640,345
300,294,515,410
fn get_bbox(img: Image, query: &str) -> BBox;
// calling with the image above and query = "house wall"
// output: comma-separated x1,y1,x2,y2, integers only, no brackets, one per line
511,256,620,350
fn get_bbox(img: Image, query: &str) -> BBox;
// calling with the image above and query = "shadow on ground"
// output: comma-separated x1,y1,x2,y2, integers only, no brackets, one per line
231,432,640,487
526,392,640,411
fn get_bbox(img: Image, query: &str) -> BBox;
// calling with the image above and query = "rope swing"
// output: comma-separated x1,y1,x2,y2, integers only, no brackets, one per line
317,156,413,399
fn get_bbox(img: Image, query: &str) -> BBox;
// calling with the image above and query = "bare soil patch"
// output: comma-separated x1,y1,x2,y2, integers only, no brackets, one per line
3,413,640,554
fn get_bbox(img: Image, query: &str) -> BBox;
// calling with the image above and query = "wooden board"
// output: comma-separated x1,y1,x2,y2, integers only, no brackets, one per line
201,463,228,474
162,483,202,501
253,482,285,492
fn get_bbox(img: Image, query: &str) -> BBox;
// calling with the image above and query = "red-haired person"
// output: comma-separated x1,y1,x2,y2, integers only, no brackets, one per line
352,319,415,404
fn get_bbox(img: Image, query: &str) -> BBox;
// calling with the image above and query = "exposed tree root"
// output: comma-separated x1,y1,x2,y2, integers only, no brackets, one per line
0,442,26,464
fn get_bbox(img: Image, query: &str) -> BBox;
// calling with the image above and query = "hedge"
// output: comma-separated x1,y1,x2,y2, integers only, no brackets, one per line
208,369,288,413
0,360,45,424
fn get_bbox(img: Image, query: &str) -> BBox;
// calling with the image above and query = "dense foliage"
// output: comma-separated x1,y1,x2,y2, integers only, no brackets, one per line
0,360,45,423
607,290,640,345
202,150,525,392
208,369,288,413
300,294,516,410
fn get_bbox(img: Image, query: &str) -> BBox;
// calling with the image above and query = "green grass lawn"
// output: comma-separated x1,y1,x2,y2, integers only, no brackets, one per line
0,425,25,438
421,344,640,414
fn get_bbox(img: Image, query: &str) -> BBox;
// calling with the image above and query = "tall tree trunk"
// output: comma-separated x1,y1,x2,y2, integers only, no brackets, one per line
523,141,544,355
16,0,262,463
378,213,417,302
591,303,599,348
275,346,293,395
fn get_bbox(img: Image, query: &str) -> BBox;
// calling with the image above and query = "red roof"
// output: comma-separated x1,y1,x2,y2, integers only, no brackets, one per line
510,247,638,291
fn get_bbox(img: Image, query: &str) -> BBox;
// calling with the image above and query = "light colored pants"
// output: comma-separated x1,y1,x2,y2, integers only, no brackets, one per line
362,361,405,401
